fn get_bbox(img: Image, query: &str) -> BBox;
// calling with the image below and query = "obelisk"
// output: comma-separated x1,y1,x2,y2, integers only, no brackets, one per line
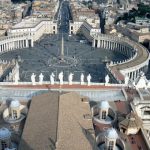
60,35,64,61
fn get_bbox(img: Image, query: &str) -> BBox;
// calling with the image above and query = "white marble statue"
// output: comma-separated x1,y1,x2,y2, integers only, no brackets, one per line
68,73,74,85
50,72,55,85
14,61,20,84
80,73,84,85
124,74,129,85
31,73,36,85
39,73,44,84
87,74,92,86
58,71,63,85
105,74,110,85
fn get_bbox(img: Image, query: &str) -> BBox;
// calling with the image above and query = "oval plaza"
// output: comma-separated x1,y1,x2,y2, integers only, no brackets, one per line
0,18,149,84
0,3,150,150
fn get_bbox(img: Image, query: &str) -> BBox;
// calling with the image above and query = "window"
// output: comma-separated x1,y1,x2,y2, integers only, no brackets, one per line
1,141,7,150
102,111,106,119
144,111,150,115
53,26,55,30
71,26,73,30
13,110,17,119
108,141,114,150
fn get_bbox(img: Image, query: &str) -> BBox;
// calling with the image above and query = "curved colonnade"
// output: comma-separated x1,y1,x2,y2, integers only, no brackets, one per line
0,34,33,54
92,33,150,83
0,29,149,84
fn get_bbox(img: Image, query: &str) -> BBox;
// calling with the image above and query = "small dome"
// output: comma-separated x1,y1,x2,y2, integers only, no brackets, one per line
106,128,118,139
98,100,110,109
0,127,11,140
10,100,20,108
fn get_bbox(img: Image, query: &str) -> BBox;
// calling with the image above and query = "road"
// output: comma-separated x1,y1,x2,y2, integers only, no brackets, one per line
58,1,71,33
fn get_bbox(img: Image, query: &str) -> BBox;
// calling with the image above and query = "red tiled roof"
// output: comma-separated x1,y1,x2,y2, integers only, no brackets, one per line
128,130,149,150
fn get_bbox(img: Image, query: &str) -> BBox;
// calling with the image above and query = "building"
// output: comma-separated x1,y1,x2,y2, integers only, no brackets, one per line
8,17,58,41
19,91,98,150
32,0,59,19
69,1,100,34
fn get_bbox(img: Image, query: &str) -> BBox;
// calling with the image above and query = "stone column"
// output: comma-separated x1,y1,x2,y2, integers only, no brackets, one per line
26,39,29,47
1,45,3,52
103,41,106,48
97,40,100,48
92,39,95,47
134,71,137,80
20,41,22,48
8,43,10,50
4,44,6,51
12,42,15,49
17,41,19,49
106,41,108,49
31,39,34,47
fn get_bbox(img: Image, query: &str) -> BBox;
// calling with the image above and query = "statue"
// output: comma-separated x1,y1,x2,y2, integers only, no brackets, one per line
14,61,20,84
105,74,109,85
80,73,84,85
68,73,74,85
124,74,129,85
50,72,55,85
8,72,13,81
39,73,44,85
87,74,91,86
31,73,36,85
58,71,63,85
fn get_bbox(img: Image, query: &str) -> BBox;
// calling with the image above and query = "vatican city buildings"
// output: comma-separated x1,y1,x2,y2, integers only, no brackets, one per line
0,0,149,150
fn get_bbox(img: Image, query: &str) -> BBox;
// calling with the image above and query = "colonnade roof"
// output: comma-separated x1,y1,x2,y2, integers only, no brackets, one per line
112,44,149,71
93,33,150,71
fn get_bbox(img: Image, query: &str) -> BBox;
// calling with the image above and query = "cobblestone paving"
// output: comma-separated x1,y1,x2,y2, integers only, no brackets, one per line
0,34,127,82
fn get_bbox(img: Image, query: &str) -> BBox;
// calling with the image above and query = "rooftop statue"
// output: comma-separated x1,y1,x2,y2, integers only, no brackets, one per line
80,73,84,85
105,74,109,85
68,73,74,85
58,71,63,85
31,73,36,85
39,73,44,84
87,74,91,86
50,72,55,85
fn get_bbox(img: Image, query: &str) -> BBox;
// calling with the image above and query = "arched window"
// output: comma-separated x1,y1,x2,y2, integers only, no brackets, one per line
102,111,106,119
108,141,114,150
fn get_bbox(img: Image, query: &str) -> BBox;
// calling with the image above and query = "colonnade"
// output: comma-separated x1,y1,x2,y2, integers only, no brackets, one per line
93,39,135,58
147,130,150,141
126,65,148,81
0,34,33,53
91,33,150,82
